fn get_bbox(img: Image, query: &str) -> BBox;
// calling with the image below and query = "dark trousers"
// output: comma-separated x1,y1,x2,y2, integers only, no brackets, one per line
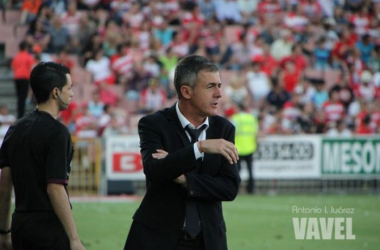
237,154,254,194
14,79,29,118
176,237,205,250
11,211,70,250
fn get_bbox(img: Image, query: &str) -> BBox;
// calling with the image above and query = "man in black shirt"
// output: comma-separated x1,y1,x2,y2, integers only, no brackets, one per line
0,62,85,250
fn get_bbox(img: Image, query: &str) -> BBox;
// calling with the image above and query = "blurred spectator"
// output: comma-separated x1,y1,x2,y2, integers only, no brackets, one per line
47,14,70,54
282,90,302,133
257,0,282,25
169,31,189,57
111,42,134,84
300,0,323,24
19,0,43,25
212,37,234,69
270,29,293,61
85,49,116,85
237,0,258,24
159,47,179,74
61,2,82,36
215,0,242,24
153,19,174,47
31,43,53,62
355,114,373,134
354,70,380,102
45,0,67,15
98,104,113,135
55,49,75,70
74,13,97,47
190,36,209,57
111,0,133,24
143,55,161,78
325,119,352,137
101,114,129,137
349,6,370,36
280,43,307,72
87,90,105,118
322,86,345,123
296,102,317,133
122,2,144,29
136,20,152,51
25,18,51,52
266,79,291,111
230,33,251,70
98,82,119,107
198,0,216,21
256,44,278,77
246,61,271,107
35,4,54,29
279,60,301,94
356,34,375,65
11,41,35,119
74,104,98,138
333,6,349,26
124,62,151,101
101,19,122,57
158,0,181,25
139,78,166,114
224,75,250,108
313,37,331,70
321,18,340,50
283,4,309,31
332,27,357,67
368,45,380,74
259,24,276,45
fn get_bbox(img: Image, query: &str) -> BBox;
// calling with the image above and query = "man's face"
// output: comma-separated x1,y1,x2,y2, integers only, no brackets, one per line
189,71,222,118
58,74,74,111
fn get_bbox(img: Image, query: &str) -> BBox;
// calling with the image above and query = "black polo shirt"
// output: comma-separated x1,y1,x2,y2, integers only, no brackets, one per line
0,109,73,212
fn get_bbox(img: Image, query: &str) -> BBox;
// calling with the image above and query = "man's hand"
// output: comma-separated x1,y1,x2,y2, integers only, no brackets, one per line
0,234,12,250
199,139,239,164
173,174,187,188
70,238,85,250
152,149,187,187
152,149,168,159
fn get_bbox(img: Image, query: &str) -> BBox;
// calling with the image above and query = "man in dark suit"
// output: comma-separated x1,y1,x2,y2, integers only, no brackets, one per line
124,55,241,250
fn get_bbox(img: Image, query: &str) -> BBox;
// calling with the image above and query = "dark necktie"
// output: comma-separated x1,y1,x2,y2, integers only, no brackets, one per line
184,124,206,238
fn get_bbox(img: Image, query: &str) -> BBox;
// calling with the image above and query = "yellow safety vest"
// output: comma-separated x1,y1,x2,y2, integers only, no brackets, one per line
232,112,258,156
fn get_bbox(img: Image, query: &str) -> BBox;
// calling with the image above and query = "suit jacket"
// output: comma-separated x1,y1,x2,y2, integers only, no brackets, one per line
125,105,241,250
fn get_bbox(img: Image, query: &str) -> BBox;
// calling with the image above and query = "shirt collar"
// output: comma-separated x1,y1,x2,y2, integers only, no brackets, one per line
175,102,209,130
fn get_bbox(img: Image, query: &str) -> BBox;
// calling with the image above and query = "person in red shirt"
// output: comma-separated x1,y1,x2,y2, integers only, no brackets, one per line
280,43,307,72
356,114,373,134
279,60,301,94
11,41,35,118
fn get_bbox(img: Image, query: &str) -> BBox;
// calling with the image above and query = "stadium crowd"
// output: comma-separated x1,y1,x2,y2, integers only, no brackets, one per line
2,0,380,139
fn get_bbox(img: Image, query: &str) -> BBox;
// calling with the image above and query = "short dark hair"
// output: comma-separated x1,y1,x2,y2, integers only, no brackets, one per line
30,62,70,104
19,41,28,50
174,55,219,99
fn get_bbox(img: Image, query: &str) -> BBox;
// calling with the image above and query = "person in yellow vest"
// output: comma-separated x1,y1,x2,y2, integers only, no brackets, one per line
232,104,259,194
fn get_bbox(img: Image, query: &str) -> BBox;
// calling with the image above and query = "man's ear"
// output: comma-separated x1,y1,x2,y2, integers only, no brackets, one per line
180,85,192,99
52,87,59,99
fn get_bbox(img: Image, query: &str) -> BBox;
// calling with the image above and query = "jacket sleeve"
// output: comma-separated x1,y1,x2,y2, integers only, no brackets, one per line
186,125,241,202
138,115,197,183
